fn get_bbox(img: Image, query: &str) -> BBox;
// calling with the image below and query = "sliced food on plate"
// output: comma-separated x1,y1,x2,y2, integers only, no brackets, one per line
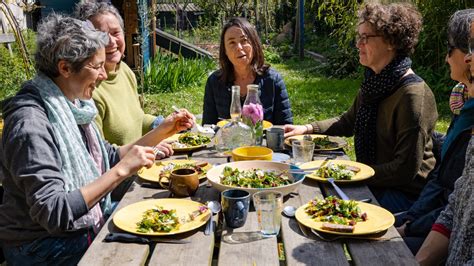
136,205,209,233
304,196,367,233
169,132,211,149
316,162,361,180
300,159,375,183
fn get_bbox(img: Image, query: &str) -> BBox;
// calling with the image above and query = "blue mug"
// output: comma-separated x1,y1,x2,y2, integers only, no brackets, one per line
221,189,250,228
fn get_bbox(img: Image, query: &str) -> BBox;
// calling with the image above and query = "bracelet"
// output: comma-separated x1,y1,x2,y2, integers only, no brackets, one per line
304,124,311,134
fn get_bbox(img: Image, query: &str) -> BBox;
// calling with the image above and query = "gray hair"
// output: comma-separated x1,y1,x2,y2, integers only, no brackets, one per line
35,13,109,78
74,2,124,30
447,9,474,53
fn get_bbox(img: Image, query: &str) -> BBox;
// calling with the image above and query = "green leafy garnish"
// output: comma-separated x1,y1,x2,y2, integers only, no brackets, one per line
136,206,180,233
177,132,211,147
305,196,367,225
220,166,292,188
316,162,356,180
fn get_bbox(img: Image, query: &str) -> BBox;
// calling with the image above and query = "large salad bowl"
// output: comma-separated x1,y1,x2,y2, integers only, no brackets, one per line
206,161,305,197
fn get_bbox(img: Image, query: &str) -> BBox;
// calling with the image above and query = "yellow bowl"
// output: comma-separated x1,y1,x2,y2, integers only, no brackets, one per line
232,146,273,161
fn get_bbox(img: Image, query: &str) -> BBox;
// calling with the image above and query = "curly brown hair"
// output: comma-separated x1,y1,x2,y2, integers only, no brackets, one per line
358,3,422,56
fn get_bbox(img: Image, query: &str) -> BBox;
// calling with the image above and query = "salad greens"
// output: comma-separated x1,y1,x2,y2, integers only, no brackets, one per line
220,166,292,188
177,132,211,147
136,206,180,233
316,162,356,180
305,196,367,226
312,136,338,149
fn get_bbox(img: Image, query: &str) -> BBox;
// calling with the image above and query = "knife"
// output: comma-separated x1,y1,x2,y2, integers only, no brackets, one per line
104,233,191,244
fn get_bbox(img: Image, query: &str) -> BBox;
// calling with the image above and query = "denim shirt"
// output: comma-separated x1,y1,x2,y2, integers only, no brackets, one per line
202,67,293,125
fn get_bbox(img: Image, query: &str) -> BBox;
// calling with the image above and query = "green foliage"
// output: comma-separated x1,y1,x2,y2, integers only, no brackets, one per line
305,0,472,98
263,44,282,64
142,50,216,93
0,30,36,100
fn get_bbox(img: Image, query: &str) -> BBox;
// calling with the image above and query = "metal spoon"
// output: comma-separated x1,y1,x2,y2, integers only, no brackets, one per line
205,201,221,235
283,205,297,217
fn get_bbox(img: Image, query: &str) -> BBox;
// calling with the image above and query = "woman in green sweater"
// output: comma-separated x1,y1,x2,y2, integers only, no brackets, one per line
74,2,171,156
284,3,438,213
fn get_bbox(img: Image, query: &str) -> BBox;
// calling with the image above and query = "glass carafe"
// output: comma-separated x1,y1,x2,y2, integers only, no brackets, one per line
214,86,255,154
242,84,264,145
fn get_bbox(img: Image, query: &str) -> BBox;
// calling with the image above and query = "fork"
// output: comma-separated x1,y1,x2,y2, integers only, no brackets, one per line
172,106,213,135
152,146,165,157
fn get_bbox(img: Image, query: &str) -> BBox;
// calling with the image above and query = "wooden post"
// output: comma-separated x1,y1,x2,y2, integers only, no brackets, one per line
294,0,304,59
150,0,157,57
254,0,259,34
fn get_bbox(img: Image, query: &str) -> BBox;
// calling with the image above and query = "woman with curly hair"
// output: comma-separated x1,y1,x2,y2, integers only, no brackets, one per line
285,3,438,213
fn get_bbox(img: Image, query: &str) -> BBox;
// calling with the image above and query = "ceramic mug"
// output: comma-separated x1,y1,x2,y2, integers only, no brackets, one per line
221,189,250,228
266,127,285,151
159,168,199,197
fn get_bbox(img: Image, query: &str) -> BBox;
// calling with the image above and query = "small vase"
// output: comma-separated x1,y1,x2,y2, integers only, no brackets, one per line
242,84,263,146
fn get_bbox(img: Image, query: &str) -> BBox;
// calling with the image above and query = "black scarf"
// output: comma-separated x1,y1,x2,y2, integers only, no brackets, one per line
354,56,412,164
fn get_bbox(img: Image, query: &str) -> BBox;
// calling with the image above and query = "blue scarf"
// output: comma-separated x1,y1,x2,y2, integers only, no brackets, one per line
441,98,474,159
32,73,112,226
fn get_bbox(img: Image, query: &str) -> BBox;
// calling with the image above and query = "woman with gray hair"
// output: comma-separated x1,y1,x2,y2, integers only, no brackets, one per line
74,2,172,152
0,13,193,265
395,8,474,255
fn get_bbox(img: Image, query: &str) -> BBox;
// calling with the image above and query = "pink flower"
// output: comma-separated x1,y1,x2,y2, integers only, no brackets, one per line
242,103,263,125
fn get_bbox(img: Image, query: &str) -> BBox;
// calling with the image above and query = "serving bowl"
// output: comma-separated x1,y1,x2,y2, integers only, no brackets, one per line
206,160,305,197
232,146,273,161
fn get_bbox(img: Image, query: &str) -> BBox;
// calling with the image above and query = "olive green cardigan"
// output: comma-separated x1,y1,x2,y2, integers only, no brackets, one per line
311,77,438,196
93,62,155,146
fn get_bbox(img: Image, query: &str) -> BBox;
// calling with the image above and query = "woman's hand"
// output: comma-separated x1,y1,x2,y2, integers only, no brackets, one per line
115,145,155,178
154,141,173,159
284,124,309,138
157,109,194,138
396,222,408,237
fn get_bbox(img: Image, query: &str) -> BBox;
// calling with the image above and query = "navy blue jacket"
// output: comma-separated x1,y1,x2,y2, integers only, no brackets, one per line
403,125,472,237
202,68,293,125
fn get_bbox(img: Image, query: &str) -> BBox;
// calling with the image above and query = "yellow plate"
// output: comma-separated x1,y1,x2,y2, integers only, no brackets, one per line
113,198,211,236
300,159,374,183
217,120,273,130
284,134,347,151
165,133,210,152
295,201,394,236
137,159,211,183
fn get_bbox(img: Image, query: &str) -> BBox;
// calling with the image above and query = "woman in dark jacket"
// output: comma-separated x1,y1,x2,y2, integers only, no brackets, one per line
202,17,293,125
396,8,474,255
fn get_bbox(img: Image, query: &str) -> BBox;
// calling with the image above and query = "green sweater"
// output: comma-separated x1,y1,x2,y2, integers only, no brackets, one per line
311,76,438,196
93,62,155,145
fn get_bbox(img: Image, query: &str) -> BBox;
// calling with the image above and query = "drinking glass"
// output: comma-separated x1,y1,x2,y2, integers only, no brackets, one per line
292,140,315,164
253,191,283,236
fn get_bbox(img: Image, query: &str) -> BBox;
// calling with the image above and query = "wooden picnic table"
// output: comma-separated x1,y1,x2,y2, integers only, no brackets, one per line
79,147,416,266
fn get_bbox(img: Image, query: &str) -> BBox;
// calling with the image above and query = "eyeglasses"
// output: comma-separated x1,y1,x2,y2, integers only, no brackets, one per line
355,34,381,44
469,37,474,55
447,42,456,57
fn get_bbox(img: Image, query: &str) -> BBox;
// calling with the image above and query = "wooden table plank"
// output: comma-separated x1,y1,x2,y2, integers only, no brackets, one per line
218,210,280,266
79,181,151,266
322,184,417,266
282,178,349,266
148,185,220,266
